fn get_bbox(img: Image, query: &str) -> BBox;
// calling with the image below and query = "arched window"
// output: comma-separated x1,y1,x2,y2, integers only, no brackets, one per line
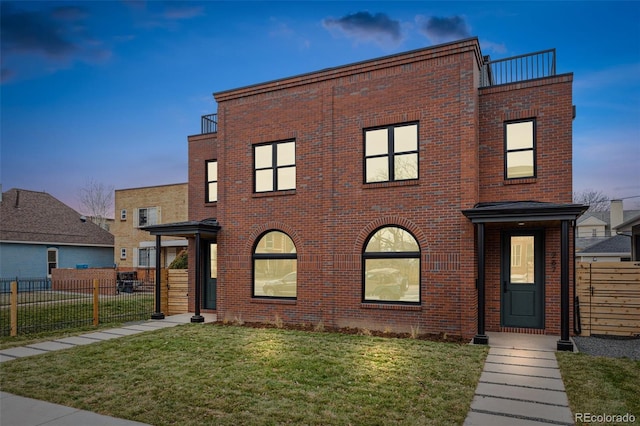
253,231,297,298
363,226,420,303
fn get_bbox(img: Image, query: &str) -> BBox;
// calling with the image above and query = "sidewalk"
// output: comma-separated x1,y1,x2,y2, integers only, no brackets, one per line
464,332,575,425
0,313,215,426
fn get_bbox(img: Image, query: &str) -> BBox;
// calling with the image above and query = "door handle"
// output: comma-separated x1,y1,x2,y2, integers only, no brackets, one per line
503,280,507,293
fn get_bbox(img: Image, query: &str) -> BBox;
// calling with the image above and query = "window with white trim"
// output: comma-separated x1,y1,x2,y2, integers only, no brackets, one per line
47,248,58,277
137,248,156,267
136,207,158,227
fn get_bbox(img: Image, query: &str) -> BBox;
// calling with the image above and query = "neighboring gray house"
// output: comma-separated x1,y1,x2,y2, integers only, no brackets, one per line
0,188,114,278
576,234,632,262
614,213,640,261
576,199,640,251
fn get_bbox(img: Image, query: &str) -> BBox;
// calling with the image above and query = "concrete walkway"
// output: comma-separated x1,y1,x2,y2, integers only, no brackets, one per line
0,313,215,426
464,332,575,426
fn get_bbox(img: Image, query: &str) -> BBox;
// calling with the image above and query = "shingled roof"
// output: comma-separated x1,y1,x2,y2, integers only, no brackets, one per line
0,188,114,246
580,234,631,255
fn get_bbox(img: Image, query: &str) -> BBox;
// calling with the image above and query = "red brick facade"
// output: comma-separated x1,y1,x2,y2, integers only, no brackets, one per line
186,38,577,340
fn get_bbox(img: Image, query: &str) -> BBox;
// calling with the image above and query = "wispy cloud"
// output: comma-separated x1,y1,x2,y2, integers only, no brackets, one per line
163,5,204,21
573,63,640,90
480,39,507,55
134,3,205,30
573,128,640,198
416,15,470,44
268,18,311,51
323,11,402,47
0,3,110,83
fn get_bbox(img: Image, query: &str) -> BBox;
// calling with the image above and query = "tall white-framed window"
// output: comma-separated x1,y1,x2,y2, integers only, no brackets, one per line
120,248,127,259
136,207,158,227
47,248,58,277
120,209,127,220
137,248,157,267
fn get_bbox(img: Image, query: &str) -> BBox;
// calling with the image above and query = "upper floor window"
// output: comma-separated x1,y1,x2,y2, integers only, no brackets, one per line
253,231,297,298
363,226,420,303
47,248,58,277
365,123,418,183
120,209,127,220
206,160,218,202
254,141,296,193
505,120,536,179
136,207,158,227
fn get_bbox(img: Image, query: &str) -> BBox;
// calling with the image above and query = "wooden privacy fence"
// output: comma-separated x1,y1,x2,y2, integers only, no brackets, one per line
576,262,640,337
165,269,189,315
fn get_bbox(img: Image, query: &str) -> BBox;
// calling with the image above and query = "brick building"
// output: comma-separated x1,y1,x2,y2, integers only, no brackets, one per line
113,183,188,274
146,38,587,350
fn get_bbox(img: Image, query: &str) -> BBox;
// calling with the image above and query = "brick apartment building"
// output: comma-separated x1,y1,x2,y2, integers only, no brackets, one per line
145,37,587,350
114,183,188,275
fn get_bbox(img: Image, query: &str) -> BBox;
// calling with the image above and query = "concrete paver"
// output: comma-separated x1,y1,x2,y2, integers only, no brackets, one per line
0,346,48,358
55,336,106,346
482,362,562,378
79,331,123,341
479,371,566,391
122,324,161,332
489,347,557,359
465,410,557,426
26,341,76,352
486,353,558,367
475,382,569,406
470,395,574,424
100,327,144,336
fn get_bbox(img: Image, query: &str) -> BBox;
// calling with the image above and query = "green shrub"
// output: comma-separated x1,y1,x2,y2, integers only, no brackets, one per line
168,250,188,269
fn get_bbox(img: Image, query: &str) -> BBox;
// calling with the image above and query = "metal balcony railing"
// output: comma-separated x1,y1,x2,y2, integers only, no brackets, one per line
201,113,217,134
480,49,556,87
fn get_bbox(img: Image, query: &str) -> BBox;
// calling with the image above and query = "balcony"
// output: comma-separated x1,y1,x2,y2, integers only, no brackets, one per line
480,49,556,87
201,113,217,134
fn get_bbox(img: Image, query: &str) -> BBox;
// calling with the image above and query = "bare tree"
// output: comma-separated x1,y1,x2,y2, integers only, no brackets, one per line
573,189,610,212
78,179,114,230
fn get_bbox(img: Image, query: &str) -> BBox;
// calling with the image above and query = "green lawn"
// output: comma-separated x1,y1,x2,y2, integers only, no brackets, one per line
556,352,640,425
0,324,487,425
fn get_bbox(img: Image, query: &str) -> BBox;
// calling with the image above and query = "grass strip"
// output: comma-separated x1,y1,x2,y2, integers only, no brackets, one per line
556,351,640,425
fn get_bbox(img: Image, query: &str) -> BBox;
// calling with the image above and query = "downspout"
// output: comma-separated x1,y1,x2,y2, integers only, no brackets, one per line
573,220,582,334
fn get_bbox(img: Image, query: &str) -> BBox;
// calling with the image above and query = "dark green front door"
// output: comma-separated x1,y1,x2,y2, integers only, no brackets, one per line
501,230,544,328
203,242,217,310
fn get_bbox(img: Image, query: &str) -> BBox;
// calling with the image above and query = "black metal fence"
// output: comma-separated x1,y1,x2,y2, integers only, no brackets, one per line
481,49,556,87
201,113,218,134
0,277,155,337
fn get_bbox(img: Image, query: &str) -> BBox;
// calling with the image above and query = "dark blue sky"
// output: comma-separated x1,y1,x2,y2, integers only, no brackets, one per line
2,1,639,213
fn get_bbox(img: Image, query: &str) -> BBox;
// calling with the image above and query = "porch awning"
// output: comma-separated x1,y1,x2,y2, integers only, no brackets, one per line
142,218,220,239
462,201,588,223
